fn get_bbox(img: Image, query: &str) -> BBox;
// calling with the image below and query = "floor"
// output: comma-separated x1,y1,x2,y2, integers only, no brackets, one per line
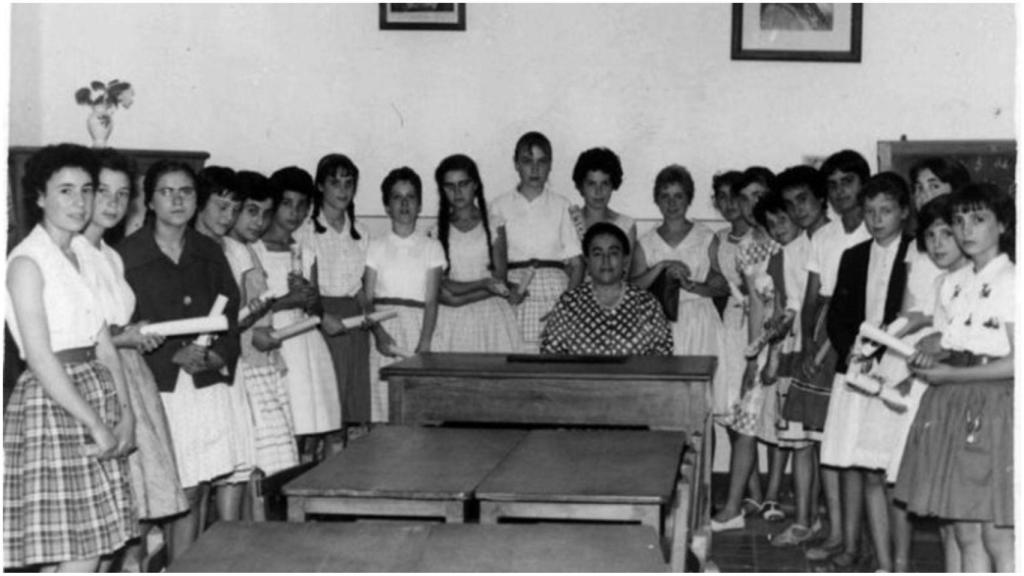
707,474,946,573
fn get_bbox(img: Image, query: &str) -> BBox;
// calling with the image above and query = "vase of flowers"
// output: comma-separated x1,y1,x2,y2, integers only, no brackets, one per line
75,79,134,148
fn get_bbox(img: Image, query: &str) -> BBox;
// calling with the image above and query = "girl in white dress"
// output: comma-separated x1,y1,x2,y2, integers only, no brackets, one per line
567,148,640,275
79,149,188,569
431,154,522,352
257,167,341,461
366,167,446,422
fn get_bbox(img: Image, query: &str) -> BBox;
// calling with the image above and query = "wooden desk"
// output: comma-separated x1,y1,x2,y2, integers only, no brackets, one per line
476,429,687,534
169,521,668,572
283,426,525,523
381,353,715,433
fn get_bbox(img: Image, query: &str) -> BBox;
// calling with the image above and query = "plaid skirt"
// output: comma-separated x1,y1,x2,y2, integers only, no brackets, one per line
242,363,299,476
369,304,425,423
433,297,524,353
508,267,567,350
4,361,137,568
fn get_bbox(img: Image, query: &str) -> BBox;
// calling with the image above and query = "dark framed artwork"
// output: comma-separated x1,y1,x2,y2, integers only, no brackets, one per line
731,3,862,62
379,3,466,31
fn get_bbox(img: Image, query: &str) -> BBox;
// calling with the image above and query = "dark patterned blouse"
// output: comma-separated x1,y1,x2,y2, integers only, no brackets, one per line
540,282,673,356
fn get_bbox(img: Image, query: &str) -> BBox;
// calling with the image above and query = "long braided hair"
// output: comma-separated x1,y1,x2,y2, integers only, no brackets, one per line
312,153,361,240
434,154,494,272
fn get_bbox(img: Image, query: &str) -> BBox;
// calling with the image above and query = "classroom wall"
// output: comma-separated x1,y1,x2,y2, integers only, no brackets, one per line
9,3,1017,226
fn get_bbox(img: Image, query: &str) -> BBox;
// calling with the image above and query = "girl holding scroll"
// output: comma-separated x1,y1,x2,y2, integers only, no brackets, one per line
895,184,1016,572
79,149,187,569
257,167,341,461
119,160,243,560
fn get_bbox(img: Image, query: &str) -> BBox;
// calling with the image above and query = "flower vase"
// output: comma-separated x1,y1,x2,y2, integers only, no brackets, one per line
87,104,113,148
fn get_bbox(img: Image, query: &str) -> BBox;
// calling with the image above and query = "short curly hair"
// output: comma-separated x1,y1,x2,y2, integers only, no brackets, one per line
653,164,695,204
572,148,623,192
22,143,99,225
583,221,631,257
380,166,422,207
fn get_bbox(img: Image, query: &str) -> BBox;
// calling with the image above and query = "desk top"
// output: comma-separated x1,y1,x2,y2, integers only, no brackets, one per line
283,426,526,499
380,352,716,381
477,429,687,504
169,521,668,572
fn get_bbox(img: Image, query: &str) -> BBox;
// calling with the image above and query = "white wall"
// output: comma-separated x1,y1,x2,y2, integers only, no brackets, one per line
9,3,1017,227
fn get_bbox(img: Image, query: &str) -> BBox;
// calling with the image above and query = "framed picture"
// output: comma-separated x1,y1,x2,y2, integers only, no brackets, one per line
379,3,466,31
731,3,862,62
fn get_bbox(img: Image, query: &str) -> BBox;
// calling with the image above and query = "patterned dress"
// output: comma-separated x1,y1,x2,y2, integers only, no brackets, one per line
541,282,672,355
431,223,522,353
713,228,750,421
4,226,136,568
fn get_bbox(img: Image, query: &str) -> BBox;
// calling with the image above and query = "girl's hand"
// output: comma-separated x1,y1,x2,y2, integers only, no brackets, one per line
171,344,206,374
906,350,938,370
112,412,136,457
914,332,943,356
320,314,349,336
83,423,118,460
486,278,511,297
799,354,821,381
665,261,691,283
375,330,398,357
246,297,274,322
121,322,165,353
741,359,759,393
252,326,282,351
910,363,955,385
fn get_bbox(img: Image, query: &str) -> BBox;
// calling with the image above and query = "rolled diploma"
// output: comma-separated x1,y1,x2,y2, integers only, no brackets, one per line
270,316,321,341
726,279,746,306
341,310,399,330
517,267,537,293
858,322,916,357
140,315,228,337
238,287,288,323
859,317,908,357
845,372,909,408
194,295,229,347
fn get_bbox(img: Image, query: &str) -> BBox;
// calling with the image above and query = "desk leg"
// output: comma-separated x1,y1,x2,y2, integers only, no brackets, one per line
639,506,661,536
478,502,501,524
286,497,307,523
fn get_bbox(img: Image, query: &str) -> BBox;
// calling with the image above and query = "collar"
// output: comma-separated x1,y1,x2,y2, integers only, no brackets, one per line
972,253,1012,283
120,224,223,269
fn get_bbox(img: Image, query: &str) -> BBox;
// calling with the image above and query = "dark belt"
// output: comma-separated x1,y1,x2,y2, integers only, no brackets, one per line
54,346,97,365
508,259,564,270
374,297,424,309
946,350,997,367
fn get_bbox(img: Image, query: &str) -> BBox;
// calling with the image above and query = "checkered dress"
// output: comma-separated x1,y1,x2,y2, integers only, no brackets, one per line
4,361,137,568
369,303,426,423
242,364,299,476
508,267,568,350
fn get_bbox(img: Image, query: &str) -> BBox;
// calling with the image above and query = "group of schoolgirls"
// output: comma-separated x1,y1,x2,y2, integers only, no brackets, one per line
707,150,1015,573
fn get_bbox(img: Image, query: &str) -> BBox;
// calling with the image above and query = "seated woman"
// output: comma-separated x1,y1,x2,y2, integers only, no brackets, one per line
540,222,672,356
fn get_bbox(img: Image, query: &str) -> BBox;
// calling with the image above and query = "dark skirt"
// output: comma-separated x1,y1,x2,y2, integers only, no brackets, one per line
320,296,372,425
780,346,837,433
4,361,137,568
894,378,1014,526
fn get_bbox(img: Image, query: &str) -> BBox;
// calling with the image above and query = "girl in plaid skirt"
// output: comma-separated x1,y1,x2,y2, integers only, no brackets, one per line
431,154,523,353
5,144,136,570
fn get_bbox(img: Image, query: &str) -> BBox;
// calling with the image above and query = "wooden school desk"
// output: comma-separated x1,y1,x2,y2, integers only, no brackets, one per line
476,429,687,534
169,521,668,572
380,353,716,569
283,426,525,523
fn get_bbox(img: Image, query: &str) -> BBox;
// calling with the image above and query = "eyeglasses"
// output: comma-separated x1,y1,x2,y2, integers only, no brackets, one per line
156,187,196,198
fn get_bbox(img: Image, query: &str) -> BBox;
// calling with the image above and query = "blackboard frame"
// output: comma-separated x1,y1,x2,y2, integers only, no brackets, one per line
877,139,1016,196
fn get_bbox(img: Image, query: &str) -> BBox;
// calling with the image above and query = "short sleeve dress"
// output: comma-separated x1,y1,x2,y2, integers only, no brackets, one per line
431,222,522,353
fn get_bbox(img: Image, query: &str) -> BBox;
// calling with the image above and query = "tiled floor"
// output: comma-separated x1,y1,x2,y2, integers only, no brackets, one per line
707,475,946,573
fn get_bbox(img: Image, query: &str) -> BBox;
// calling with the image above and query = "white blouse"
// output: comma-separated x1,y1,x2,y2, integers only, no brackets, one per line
489,186,582,263
6,226,104,357
864,238,903,327
903,247,943,315
936,254,1015,358
366,231,446,301
443,223,492,282
638,223,715,304
806,218,871,298
78,239,135,327
297,218,369,298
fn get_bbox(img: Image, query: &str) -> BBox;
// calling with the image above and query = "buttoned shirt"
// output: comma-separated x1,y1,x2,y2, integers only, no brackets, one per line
490,186,582,263
118,225,241,391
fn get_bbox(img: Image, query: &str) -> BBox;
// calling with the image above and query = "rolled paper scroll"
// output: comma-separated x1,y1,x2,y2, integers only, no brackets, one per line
858,317,908,357
726,279,746,306
845,372,909,409
858,322,916,357
340,310,399,330
194,294,229,347
270,316,321,341
238,287,288,323
140,315,228,337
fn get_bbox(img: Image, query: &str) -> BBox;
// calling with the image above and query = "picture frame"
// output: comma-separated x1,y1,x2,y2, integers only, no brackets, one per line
731,3,862,62
379,3,466,31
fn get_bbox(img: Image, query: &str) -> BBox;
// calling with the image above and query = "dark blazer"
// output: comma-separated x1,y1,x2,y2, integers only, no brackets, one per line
118,225,241,392
826,236,911,373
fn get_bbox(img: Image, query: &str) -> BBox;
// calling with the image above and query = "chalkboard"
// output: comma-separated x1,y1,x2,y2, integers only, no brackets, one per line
877,140,1016,196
